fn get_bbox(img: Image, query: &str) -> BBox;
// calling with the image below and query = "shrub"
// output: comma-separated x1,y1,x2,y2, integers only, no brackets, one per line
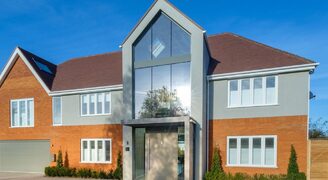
205,146,224,180
113,151,123,179
77,168,92,178
56,149,63,168
99,170,108,179
287,145,299,175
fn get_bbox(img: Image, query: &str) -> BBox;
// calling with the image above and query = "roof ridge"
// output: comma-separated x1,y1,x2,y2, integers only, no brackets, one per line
60,50,122,65
221,33,315,64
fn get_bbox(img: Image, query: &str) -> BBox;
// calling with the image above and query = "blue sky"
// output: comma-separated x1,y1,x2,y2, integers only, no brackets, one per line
0,0,327,123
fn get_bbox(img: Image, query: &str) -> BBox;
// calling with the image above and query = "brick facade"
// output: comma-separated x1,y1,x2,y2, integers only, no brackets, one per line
209,116,308,175
0,57,122,171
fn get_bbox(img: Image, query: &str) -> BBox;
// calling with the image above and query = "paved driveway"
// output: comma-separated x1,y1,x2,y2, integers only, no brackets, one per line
0,172,84,180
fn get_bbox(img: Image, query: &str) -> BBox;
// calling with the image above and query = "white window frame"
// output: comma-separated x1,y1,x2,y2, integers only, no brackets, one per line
52,96,62,126
80,92,111,116
10,98,34,128
226,135,277,168
80,138,112,164
227,76,278,108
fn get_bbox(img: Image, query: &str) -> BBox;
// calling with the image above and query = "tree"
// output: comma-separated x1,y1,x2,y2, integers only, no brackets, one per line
113,151,123,179
56,149,63,168
138,87,187,118
64,151,69,168
287,145,299,175
205,147,224,180
309,117,328,138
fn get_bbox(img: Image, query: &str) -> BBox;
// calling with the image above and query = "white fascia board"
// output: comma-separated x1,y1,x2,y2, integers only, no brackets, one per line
207,63,319,81
49,84,123,96
0,48,51,93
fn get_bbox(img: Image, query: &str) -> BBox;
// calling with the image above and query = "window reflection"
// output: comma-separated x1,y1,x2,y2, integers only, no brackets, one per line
134,62,190,119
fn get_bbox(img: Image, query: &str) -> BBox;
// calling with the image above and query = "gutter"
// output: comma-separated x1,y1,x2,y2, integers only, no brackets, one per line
49,84,123,96
207,63,319,81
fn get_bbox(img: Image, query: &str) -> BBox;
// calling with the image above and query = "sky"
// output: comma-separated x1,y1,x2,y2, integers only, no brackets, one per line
0,0,327,124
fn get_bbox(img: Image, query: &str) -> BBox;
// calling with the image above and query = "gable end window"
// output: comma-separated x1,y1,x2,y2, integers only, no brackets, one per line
11,98,34,127
228,76,278,107
81,138,112,163
81,92,111,116
52,97,62,125
227,135,277,167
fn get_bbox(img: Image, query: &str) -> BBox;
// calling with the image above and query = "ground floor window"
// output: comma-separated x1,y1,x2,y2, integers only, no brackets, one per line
227,135,277,167
81,139,111,163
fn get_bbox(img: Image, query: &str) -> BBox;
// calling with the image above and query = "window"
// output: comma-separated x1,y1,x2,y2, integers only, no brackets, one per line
133,13,190,62
81,139,111,163
81,92,111,116
227,136,277,167
134,62,190,118
33,58,53,74
11,98,34,127
52,97,62,125
228,76,277,107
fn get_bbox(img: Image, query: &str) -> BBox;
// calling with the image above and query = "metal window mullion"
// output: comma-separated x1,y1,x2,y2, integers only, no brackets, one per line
238,80,242,106
25,100,28,126
102,93,105,115
250,78,254,106
261,137,265,166
263,77,267,105
249,137,253,166
237,137,241,165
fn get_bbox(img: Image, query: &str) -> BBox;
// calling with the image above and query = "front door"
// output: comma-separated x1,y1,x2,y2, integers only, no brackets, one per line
145,129,178,180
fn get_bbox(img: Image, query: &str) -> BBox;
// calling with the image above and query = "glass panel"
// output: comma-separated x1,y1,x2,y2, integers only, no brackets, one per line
172,62,191,115
172,22,190,56
11,101,18,127
229,138,237,164
152,14,171,59
229,80,239,106
240,138,249,164
19,101,26,126
265,138,275,165
97,93,104,114
90,141,95,161
82,141,88,161
252,138,262,165
241,79,251,105
105,93,110,114
266,76,276,104
135,68,151,118
27,100,34,126
134,128,146,179
134,30,152,62
253,78,263,105
97,140,104,162
152,65,171,117
82,95,88,115
53,97,61,125
105,140,111,162
89,94,95,115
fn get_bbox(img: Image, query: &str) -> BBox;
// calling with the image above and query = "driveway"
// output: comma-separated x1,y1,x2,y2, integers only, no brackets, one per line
0,172,84,180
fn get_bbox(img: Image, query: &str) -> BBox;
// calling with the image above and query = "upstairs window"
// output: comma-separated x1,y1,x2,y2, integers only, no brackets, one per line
11,98,34,127
81,92,111,116
133,12,191,62
52,97,62,125
228,76,278,107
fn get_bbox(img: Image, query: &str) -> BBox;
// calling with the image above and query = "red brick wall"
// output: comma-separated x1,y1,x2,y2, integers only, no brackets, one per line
209,116,308,175
0,57,122,171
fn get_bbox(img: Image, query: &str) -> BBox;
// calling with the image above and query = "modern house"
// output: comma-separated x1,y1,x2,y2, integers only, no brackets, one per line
0,0,318,179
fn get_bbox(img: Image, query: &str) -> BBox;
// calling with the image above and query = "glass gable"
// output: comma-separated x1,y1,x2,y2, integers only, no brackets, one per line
133,13,191,62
